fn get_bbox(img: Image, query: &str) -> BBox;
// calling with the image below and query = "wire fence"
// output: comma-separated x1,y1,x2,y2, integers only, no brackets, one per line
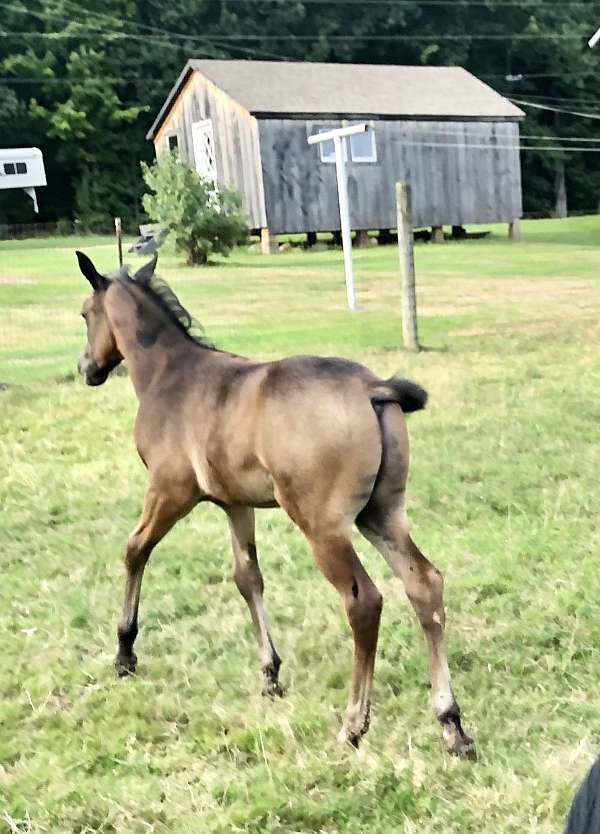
0,229,140,386
0,220,76,240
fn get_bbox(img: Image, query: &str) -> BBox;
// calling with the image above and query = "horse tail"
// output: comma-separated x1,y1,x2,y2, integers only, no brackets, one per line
369,376,428,413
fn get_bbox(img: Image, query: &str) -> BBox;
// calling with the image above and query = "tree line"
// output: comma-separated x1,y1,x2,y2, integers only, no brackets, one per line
2,0,600,227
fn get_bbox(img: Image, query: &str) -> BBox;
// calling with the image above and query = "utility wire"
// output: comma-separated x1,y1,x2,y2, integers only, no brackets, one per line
491,90,600,106
0,30,590,41
394,139,600,151
205,0,600,5
0,0,296,59
483,72,595,80
509,98,600,119
383,124,600,142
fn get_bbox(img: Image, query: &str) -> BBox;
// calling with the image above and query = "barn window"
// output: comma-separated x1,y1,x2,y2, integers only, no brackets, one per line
350,130,377,163
3,163,15,175
167,134,179,153
16,162,27,174
316,128,348,164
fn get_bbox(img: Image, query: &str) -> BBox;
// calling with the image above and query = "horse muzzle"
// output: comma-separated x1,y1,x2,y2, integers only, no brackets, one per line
77,355,111,386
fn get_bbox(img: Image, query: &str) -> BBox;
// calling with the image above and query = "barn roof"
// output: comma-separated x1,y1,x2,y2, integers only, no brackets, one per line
147,60,524,140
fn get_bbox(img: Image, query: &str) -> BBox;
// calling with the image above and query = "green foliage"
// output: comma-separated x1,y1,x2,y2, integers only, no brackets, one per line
2,0,600,222
141,152,248,265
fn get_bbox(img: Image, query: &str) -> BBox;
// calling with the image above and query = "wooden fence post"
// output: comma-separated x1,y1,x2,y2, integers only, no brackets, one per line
396,182,420,352
114,217,123,266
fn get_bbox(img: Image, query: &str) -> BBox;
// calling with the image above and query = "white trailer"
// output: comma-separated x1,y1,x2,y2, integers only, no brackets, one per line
0,147,47,213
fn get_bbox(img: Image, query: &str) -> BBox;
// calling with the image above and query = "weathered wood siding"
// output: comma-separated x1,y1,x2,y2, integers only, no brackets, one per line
258,119,522,233
153,71,267,228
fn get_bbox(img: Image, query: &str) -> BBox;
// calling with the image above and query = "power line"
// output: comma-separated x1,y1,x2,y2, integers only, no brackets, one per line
0,76,173,84
204,0,600,5
494,91,600,108
396,139,600,151
0,30,590,41
509,97,600,119
1,75,598,140
389,124,600,142
0,1,296,59
482,72,575,79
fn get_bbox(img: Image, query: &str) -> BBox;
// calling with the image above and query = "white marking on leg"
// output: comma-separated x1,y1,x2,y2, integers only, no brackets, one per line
254,596,275,668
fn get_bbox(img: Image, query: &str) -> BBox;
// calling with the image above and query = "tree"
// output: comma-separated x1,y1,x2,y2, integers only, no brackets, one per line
3,0,600,223
141,152,248,265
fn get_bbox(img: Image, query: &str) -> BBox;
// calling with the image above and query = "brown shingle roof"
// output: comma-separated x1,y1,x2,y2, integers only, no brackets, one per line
147,60,523,139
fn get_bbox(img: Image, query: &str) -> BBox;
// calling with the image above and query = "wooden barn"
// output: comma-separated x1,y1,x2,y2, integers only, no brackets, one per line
147,60,524,250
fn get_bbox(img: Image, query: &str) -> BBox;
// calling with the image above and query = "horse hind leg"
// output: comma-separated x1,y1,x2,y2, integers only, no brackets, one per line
305,530,383,746
356,405,476,759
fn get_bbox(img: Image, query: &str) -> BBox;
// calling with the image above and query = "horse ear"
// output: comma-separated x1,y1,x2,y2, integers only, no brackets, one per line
76,250,107,291
134,253,158,285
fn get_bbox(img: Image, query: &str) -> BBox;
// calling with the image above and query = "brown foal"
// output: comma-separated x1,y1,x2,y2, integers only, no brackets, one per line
75,250,474,758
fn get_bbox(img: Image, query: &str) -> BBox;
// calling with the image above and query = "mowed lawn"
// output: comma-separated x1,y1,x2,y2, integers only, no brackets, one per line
1,217,600,833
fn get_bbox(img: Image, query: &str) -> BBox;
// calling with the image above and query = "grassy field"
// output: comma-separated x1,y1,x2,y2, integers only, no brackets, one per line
1,218,600,833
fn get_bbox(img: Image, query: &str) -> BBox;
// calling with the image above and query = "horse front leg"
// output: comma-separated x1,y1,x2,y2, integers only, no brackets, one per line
116,478,198,676
226,505,283,697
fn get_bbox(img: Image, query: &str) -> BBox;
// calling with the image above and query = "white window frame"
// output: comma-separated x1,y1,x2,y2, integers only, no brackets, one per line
349,130,377,163
313,125,377,164
316,128,348,164
191,118,217,185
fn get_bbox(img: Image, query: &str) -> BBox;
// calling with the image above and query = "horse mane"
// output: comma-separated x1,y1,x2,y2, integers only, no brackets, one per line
114,266,216,350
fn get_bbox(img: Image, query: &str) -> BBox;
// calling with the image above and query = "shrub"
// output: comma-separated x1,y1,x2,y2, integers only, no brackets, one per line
141,152,248,265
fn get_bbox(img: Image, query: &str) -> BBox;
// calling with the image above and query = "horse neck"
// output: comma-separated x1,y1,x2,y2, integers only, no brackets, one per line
105,280,197,398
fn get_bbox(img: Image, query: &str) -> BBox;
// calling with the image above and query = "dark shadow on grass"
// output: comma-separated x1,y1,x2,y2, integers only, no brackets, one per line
416,345,450,354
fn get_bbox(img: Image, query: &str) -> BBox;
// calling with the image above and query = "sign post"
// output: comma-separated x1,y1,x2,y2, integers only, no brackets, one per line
308,123,373,311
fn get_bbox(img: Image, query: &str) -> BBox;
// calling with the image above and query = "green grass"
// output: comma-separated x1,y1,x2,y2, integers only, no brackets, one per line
2,217,600,832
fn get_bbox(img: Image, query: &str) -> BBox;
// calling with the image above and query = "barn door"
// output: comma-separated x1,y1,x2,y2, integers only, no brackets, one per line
191,119,217,185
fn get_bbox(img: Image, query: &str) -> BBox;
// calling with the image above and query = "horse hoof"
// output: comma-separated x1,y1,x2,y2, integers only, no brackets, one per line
337,724,365,749
262,679,285,699
448,735,477,761
115,653,137,677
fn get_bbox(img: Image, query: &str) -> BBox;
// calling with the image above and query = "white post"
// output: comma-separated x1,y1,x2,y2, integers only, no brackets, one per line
333,135,356,311
308,122,373,311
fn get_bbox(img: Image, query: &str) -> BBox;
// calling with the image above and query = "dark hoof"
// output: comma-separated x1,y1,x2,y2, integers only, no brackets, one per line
262,678,285,699
262,657,284,698
338,704,370,748
447,734,477,761
439,704,476,761
115,652,137,677
337,725,366,749
456,737,477,761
